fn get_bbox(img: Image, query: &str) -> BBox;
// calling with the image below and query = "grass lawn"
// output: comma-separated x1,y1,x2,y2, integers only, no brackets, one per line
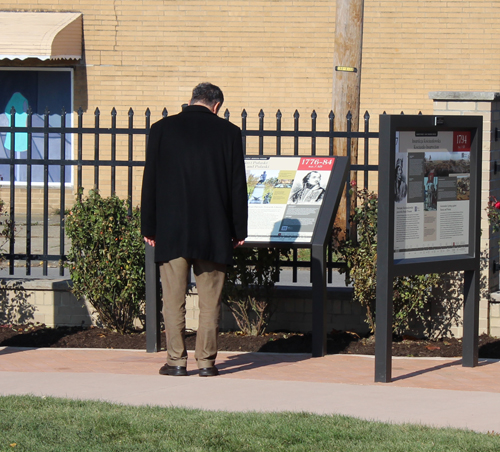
1,395,499,451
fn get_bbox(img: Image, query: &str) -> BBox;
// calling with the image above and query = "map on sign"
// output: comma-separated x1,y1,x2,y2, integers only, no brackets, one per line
393,130,471,259
245,156,335,244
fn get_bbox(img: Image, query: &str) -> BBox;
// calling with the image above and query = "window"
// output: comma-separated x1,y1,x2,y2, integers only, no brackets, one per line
0,68,72,184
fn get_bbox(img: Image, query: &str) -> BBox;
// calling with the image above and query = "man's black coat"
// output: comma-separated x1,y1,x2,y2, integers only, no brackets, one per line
141,105,248,265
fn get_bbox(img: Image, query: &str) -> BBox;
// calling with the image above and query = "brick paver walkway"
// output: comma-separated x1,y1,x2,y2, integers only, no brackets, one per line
1,346,499,392
1,347,500,433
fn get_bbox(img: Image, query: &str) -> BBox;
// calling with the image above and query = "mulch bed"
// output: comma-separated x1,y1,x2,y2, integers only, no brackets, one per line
1,324,500,358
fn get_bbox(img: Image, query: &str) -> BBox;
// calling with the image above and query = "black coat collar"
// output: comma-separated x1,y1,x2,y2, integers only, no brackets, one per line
182,105,214,115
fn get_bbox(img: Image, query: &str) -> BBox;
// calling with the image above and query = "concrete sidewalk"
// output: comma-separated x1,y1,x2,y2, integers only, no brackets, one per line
1,346,499,434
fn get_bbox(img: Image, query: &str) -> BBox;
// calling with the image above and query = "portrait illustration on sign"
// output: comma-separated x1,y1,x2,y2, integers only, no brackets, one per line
289,171,326,204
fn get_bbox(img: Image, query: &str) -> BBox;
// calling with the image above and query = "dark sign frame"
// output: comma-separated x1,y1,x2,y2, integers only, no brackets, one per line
376,114,482,382
145,156,350,358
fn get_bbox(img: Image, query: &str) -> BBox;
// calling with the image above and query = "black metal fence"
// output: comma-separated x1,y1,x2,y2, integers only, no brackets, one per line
0,106,379,279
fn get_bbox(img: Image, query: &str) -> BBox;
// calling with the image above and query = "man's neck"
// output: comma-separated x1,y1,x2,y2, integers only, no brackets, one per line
189,101,221,115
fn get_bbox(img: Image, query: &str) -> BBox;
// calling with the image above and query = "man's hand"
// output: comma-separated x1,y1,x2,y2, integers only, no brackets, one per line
144,236,156,247
232,238,245,248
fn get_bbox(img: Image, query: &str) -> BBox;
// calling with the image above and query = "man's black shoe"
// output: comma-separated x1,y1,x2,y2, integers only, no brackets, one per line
199,366,219,377
159,364,188,376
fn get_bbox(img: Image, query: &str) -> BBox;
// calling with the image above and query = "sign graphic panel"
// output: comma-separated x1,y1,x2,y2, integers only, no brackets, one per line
394,131,470,259
245,157,335,244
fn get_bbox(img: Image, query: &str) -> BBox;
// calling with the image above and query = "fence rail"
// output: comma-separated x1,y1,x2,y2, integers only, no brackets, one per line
0,106,379,280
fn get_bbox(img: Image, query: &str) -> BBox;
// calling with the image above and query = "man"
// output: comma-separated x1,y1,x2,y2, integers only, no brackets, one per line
290,171,325,203
141,83,248,377
394,158,407,203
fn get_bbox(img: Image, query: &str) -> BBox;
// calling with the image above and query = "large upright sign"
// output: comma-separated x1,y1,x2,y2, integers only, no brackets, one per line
376,115,482,383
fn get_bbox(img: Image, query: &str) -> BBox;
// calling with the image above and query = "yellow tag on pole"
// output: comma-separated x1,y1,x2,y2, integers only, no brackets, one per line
335,66,357,73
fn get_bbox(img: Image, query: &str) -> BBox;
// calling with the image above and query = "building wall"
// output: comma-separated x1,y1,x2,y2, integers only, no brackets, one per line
2,1,500,335
2,1,499,124
2,1,499,196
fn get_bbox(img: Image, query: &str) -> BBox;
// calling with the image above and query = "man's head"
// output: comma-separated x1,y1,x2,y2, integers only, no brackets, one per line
395,158,404,180
189,83,224,114
303,171,321,187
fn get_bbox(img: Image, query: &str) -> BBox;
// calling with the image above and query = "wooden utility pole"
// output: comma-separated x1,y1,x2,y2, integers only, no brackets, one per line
332,0,364,234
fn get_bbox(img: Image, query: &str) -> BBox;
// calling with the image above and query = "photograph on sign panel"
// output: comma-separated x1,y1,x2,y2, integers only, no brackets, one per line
246,170,279,204
423,176,438,211
394,156,408,203
423,151,470,203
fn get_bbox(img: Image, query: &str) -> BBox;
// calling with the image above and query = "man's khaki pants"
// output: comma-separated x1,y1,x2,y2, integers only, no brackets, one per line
159,257,226,369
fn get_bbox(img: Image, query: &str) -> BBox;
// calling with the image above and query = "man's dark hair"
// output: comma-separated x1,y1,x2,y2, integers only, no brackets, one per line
190,83,224,108
303,171,320,185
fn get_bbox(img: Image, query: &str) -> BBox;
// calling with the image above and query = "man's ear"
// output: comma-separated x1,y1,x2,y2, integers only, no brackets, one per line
212,102,221,114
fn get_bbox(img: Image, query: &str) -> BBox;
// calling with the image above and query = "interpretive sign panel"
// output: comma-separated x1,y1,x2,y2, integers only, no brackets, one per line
245,156,335,244
394,130,472,259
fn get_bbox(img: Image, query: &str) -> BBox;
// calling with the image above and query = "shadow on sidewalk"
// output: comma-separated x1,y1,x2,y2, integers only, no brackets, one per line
392,358,498,382
0,346,39,356
215,351,311,376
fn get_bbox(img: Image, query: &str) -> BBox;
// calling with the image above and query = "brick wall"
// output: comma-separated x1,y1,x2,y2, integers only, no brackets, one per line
430,92,500,336
3,1,499,196
3,1,499,126
0,5,496,184
0,278,98,327
2,1,500,335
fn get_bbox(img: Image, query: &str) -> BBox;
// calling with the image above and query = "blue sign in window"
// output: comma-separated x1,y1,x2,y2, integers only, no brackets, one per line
0,70,72,184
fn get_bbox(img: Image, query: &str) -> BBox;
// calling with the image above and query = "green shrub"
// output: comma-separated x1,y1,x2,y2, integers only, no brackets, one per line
222,247,282,336
0,198,14,255
65,189,145,333
486,196,500,231
338,188,440,335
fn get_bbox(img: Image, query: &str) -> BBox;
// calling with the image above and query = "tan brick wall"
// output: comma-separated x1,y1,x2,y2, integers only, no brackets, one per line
4,1,498,126
430,94,500,336
0,278,99,327
491,302,500,338
3,0,499,196
2,1,500,334
1,5,497,187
